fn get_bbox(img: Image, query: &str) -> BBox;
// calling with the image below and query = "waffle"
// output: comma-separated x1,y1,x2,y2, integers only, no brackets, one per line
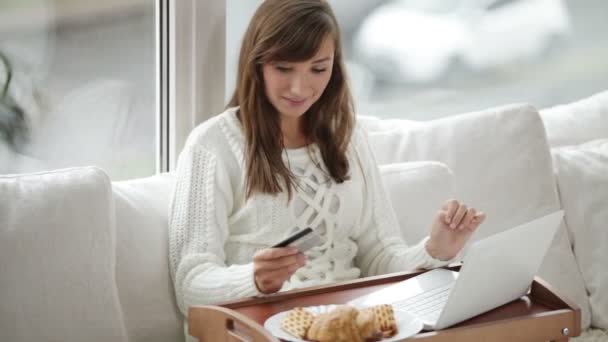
280,307,315,339
360,304,398,338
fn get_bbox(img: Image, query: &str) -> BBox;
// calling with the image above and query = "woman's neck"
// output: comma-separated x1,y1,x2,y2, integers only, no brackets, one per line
281,116,309,149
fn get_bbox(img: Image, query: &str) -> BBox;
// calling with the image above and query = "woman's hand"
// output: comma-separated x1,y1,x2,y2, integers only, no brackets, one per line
426,199,486,261
253,247,307,294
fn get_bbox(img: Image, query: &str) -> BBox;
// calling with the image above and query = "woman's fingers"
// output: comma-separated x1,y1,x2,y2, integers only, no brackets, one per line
253,247,307,293
441,199,486,231
443,199,460,225
254,253,306,272
259,264,297,280
253,247,298,261
468,212,487,231
458,208,476,230
472,211,486,223
255,267,295,293
450,204,468,229
255,259,304,292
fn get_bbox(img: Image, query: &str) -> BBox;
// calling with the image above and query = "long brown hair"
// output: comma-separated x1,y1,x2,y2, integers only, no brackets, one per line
228,0,355,199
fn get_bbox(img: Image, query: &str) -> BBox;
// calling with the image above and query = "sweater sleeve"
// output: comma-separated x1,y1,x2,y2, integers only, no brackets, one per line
352,128,453,277
168,144,260,315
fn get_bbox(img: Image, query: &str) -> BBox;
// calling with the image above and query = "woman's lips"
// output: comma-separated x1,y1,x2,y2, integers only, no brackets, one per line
283,97,307,107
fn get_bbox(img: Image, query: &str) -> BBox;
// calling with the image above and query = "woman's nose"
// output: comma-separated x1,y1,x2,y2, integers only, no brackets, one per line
289,73,307,95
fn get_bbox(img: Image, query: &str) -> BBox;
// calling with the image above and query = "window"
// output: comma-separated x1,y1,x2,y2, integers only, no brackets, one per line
0,0,157,179
226,0,608,121
334,0,608,119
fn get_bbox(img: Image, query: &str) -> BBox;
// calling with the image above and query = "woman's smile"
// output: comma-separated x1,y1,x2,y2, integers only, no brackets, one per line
282,96,308,107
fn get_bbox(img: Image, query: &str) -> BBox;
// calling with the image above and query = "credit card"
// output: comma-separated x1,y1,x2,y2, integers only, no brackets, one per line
272,227,324,252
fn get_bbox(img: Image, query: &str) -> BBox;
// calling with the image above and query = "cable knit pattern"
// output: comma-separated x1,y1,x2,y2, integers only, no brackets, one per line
168,107,452,317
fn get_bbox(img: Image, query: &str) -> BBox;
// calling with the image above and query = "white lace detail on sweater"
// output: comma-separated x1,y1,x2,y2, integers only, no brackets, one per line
285,148,359,288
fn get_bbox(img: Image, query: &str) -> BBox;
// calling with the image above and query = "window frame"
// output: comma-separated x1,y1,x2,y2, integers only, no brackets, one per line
159,0,226,173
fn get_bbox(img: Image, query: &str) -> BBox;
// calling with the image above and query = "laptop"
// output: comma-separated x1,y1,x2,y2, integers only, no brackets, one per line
348,210,564,330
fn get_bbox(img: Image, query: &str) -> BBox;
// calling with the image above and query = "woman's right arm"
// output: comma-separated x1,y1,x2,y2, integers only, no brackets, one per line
168,144,258,315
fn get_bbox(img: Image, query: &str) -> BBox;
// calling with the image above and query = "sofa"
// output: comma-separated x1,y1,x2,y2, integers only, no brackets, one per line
1,91,607,342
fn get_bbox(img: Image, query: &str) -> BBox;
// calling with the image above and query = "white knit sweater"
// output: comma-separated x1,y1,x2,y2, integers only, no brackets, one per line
168,107,449,315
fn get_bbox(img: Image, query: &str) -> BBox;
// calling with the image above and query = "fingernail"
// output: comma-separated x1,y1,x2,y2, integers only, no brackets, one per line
458,224,465,230
450,223,457,229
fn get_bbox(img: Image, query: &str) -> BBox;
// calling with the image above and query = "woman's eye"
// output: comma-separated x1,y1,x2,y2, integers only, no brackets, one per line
312,68,327,74
275,66,291,73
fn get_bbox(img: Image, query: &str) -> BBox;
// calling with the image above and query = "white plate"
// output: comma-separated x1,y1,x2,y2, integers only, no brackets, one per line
263,304,423,342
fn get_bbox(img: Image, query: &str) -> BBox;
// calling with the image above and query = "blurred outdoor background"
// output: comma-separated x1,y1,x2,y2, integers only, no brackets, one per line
1,0,607,179
331,0,608,119
0,0,155,179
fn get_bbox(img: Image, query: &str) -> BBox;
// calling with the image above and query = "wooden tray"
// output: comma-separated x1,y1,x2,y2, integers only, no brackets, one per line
191,266,581,341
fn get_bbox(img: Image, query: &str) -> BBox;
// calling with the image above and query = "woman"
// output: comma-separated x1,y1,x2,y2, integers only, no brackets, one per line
169,0,485,318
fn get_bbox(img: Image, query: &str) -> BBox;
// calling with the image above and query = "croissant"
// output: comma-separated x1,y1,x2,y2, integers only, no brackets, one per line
306,305,363,342
356,309,382,341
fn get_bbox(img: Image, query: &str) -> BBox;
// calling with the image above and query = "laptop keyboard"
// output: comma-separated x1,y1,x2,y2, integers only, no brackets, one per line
393,283,454,322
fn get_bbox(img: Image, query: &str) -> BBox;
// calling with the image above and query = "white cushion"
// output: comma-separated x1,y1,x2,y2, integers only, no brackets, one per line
379,161,454,244
553,139,608,328
358,114,421,133
0,167,128,342
366,104,558,237
112,173,183,342
540,90,608,148
365,103,591,328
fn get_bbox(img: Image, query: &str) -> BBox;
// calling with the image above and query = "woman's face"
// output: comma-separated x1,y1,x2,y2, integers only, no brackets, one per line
262,37,334,120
